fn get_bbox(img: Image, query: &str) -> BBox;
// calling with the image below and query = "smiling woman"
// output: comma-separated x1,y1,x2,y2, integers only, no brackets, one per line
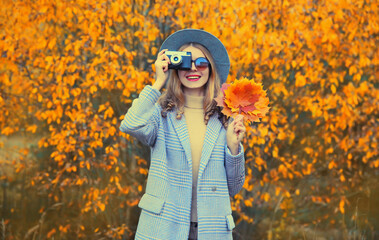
159,42,220,124
119,29,247,240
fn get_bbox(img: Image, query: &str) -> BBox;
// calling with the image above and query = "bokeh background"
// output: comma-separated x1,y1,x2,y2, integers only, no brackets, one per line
0,0,378,239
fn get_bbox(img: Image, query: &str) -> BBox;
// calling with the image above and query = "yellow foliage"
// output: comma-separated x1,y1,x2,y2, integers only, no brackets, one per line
0,0,377,238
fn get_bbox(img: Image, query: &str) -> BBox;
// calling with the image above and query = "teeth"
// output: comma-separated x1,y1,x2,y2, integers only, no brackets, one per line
187,76,200,79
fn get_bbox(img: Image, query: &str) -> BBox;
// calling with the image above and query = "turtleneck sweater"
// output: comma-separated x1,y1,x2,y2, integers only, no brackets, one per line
183,94,207,223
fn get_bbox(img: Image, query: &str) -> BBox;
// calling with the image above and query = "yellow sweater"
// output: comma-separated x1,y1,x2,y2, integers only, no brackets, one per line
183,94,206,223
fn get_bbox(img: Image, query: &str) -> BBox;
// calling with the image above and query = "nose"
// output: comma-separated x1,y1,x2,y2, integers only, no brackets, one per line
191,61,197,71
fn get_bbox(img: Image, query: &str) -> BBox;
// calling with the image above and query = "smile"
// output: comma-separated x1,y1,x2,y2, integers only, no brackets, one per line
186,75,201,81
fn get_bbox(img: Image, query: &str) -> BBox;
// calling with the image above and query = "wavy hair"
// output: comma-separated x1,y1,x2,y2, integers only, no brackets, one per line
157,43,228,128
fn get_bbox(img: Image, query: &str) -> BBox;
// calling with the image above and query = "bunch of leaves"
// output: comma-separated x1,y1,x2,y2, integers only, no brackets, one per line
215,78,270,123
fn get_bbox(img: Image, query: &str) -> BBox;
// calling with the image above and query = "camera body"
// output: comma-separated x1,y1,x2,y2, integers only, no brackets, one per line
165,51,192,70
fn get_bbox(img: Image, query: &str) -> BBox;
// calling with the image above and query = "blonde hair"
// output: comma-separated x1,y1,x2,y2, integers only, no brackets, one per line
157,43,228,127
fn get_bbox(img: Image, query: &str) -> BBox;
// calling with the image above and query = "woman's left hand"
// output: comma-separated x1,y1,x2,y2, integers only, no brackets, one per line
226,114,246,155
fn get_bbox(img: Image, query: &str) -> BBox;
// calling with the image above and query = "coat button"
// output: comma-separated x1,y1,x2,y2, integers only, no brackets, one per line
212,186,217,192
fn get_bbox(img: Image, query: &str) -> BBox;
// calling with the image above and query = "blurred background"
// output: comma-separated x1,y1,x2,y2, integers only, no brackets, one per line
0,0,378,239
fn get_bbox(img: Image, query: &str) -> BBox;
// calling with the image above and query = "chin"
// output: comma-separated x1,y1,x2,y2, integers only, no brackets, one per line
182,78,207,88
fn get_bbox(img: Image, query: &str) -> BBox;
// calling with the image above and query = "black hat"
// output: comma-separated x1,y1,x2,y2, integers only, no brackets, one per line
159,29,230,83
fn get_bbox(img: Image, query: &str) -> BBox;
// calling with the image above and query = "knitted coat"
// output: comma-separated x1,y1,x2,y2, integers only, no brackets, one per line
120,86,245,240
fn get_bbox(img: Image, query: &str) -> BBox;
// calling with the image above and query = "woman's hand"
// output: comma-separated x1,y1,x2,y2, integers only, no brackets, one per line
152,49,171,91
226,114,246,155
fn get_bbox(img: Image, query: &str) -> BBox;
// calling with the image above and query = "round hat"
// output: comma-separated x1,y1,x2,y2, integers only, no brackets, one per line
159,29,230,83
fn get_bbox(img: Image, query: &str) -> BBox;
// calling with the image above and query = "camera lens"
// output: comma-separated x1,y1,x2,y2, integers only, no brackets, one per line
170,54,182,65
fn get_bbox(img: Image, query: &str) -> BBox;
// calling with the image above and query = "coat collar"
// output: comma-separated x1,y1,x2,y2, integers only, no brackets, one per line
169,111,193,169
198,113,222,180
168,111,223,179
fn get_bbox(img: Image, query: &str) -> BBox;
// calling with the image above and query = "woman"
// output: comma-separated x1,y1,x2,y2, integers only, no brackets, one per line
120,29,246,240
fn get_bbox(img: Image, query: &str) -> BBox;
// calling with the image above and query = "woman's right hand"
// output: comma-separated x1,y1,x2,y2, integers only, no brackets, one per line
152,49,171,91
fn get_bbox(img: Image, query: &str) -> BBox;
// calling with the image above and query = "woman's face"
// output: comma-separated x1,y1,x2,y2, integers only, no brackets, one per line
178,45,210,96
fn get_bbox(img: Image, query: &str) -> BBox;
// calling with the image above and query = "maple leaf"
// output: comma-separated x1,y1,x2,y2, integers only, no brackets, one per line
215,78,270,123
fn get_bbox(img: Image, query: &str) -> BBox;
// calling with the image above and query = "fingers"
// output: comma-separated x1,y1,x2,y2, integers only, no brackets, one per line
226,115,246,152
158,49,170,63
156,49,170,72
230,114,246,141
230,114,244,128
235,124,245,133
234,123,246,137
230,114,244,125
234,114,244,123
158,49,167,56
161,60,169,72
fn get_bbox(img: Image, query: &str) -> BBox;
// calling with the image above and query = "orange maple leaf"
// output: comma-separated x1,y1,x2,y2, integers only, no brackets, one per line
215,78,270,123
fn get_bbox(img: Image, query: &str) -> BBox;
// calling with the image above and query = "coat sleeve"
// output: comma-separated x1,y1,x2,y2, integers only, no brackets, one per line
224,143,245,197
119,85,161,147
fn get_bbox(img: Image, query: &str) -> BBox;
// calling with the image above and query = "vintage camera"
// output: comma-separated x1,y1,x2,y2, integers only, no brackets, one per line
165,51,192,70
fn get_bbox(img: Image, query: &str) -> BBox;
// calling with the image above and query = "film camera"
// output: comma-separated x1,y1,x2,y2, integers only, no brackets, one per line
165,51,192,70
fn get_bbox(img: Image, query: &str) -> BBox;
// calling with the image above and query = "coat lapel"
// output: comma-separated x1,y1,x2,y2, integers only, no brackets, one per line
168,111,192,169
197,114,222,180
